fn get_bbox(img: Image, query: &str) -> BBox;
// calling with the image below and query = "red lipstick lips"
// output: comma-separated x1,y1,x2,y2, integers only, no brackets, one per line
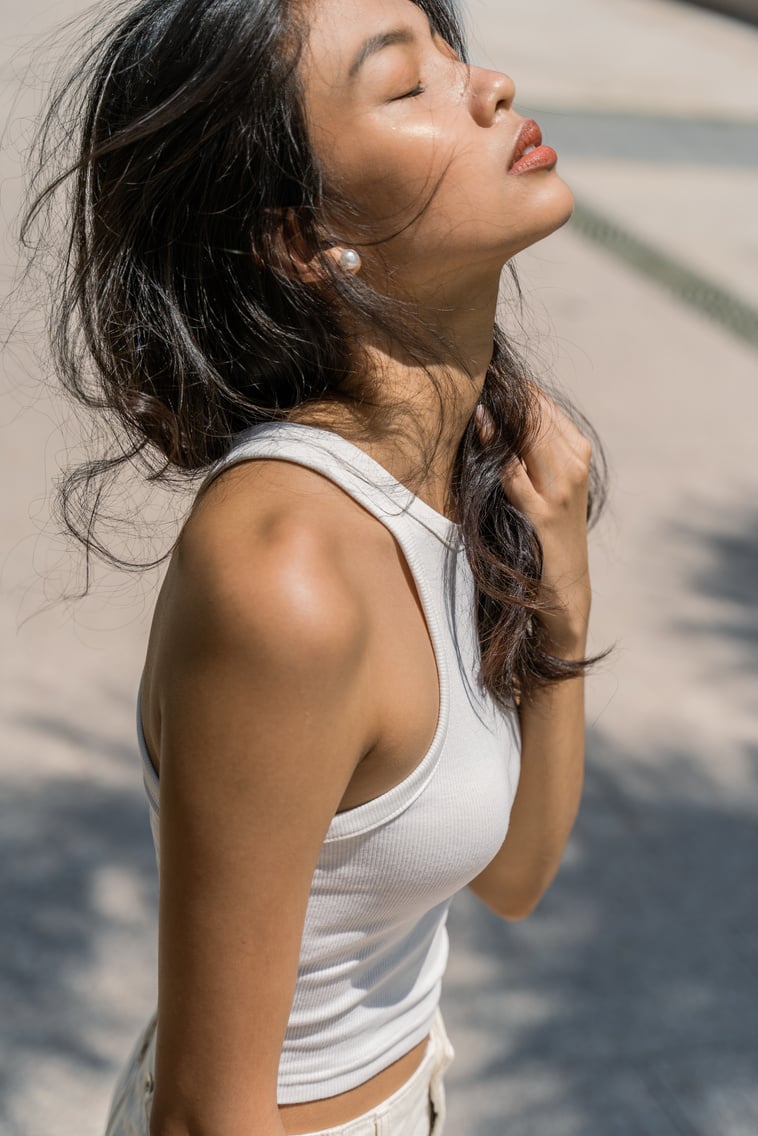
508,119,558,175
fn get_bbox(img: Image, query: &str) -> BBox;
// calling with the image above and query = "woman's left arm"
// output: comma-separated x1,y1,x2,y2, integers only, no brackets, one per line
468,392,593,921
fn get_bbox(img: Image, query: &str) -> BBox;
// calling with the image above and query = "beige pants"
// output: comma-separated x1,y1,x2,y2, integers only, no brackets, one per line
105,1010,455,1136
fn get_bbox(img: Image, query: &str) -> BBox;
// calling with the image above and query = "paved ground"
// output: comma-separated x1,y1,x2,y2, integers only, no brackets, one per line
2,1,757,1133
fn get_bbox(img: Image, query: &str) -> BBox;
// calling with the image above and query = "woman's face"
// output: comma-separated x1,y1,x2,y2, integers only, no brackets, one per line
300,0,575,297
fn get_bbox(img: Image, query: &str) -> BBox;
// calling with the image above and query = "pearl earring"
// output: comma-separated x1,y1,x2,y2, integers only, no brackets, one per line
338,248,362,274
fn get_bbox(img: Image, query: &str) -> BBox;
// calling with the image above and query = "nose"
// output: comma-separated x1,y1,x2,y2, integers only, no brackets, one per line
469,67,515,127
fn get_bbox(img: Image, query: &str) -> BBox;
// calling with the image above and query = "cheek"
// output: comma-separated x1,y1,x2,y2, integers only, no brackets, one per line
324,126,459,232
336,133,489,227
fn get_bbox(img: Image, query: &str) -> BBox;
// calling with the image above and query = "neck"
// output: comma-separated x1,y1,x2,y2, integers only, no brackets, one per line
289,278,499,521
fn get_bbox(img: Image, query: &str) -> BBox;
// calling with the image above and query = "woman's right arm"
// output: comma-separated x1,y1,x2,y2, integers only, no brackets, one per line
148,502,375,1136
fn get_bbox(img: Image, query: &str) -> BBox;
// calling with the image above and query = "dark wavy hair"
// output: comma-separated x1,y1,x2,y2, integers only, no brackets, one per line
21,0,606,707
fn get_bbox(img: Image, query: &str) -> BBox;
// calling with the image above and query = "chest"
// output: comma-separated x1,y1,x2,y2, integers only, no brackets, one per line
315,691,521,923
323,521,522,906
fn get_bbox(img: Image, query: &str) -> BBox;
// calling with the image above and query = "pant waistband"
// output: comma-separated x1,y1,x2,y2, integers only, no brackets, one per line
303,1009,455,1136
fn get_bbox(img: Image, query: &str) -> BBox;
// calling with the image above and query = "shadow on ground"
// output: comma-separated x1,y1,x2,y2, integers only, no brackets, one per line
442,502,758,1135
443,733,758,1136
0,702,158,1133
673,500,758,664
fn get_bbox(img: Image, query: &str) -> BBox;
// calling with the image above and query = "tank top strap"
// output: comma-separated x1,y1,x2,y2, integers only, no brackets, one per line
201,421,462,551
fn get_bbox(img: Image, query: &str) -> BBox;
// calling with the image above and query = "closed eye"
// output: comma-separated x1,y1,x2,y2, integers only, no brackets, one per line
396,84,426,99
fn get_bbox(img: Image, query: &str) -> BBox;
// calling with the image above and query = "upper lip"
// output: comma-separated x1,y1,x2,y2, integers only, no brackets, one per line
508,119,543,170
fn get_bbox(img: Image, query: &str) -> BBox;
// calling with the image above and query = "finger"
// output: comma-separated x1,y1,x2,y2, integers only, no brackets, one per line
529,392,574,450
499,456,540,515
521,396,591,491
474,403,495,446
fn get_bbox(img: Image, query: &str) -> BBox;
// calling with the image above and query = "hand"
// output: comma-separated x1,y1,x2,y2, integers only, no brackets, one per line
476,390,592,659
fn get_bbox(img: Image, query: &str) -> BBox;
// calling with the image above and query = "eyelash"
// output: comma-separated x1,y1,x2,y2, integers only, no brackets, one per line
399,84,426,99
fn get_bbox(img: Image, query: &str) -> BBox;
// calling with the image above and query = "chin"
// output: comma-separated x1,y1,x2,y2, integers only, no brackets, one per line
546,171,575,224
508,175,575,257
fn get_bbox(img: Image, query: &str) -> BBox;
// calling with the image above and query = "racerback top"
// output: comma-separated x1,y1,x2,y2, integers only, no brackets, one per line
137,420,521,1103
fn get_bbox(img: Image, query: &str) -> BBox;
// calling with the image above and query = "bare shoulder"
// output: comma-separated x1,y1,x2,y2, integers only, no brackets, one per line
142,458,386,756
170,458,381,654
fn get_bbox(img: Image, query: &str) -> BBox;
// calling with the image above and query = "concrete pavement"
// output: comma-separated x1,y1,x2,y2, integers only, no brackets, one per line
2,0,757,1133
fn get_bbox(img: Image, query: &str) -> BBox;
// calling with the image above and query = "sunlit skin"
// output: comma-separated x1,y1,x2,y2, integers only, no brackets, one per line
302,0,573,287
145,2,593,1134
292,0,576,512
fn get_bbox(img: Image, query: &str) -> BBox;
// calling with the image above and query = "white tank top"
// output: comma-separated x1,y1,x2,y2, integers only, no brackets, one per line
137,421,521,1103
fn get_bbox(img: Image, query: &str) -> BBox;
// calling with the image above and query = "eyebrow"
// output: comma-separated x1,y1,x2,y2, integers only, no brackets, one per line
347,26,421,82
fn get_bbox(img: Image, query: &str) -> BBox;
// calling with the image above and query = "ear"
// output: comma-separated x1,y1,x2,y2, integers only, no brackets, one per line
255,207,343,284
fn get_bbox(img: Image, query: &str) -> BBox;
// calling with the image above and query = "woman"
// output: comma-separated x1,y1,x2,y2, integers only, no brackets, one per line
24,0,604,1132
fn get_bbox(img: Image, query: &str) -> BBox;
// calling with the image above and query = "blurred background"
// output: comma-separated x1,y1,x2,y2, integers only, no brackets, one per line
2,0,757,1133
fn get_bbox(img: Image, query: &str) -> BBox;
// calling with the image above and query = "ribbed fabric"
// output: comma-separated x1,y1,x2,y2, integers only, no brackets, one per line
137,421,521,1103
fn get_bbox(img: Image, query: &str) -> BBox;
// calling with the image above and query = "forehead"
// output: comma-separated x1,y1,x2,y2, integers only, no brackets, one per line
301,0,430,93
